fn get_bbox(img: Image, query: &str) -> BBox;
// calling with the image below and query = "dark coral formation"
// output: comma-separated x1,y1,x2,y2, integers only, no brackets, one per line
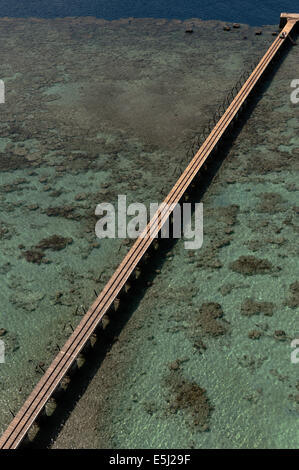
165,371,212,431
241,298,274,316
285,281,299,308
245,148,299,175
257,192,285,213
0,223,11,240
196,205,239,269
288,382,299,406
22,235,73,263
196,302,228,337
230,255,275,275
36,235,73,251
0,153,31,172
44,206,81,220
274,330,287,341
22,249,46,264
248,330,262,340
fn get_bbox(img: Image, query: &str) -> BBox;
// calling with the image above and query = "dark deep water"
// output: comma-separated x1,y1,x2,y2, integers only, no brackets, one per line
0,0,297,25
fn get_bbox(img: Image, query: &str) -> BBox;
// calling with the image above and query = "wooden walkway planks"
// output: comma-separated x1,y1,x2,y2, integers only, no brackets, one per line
0,14,298,449
279,12,299,28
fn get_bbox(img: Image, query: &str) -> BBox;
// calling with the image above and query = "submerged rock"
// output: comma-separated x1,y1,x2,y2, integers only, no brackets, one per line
274,330,287,341
257,192,285,213
285,281,299,308
241,298,274,316
36,235,73,251
196,302,228,337
230,255,275,275
22,249,45,264
248,330,262,339
165,371,212,431
44,205,81,220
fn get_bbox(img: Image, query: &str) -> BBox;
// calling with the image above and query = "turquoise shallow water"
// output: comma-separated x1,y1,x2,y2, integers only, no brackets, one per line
0,17,298,448
105,173,299,448
98,155,298,442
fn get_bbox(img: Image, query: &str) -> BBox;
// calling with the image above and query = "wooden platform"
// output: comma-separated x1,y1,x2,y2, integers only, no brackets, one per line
1,13,299,450
280,13,299,28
